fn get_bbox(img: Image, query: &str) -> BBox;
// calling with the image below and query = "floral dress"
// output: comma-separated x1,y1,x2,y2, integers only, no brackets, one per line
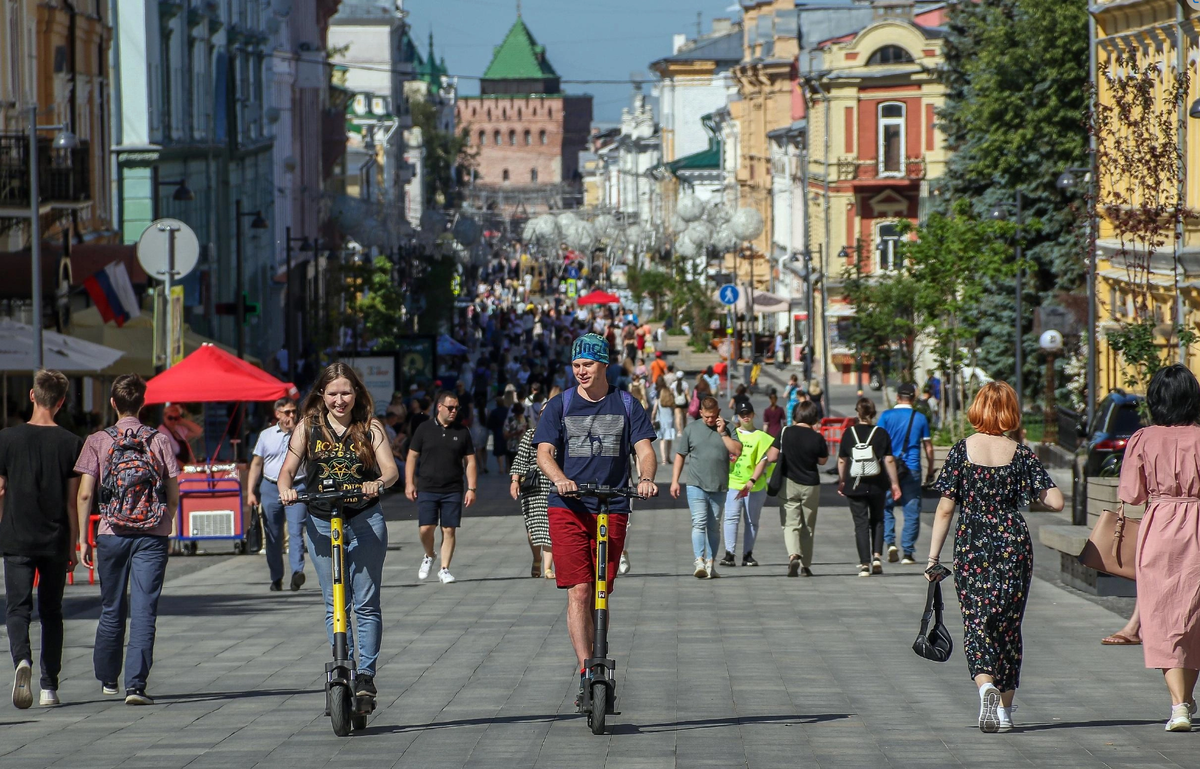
933,440,1055,692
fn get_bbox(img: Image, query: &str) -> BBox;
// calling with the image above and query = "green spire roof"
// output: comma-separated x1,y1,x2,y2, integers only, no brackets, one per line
415,30,449,86
482,17,558,81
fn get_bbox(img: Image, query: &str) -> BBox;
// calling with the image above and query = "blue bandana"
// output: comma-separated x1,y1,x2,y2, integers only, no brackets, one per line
571,333,610,364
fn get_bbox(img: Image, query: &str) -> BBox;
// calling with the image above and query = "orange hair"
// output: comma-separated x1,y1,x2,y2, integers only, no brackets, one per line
967,381,1022,435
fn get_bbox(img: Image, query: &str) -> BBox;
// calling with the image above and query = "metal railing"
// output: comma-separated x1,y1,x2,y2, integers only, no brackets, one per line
0,133,91,208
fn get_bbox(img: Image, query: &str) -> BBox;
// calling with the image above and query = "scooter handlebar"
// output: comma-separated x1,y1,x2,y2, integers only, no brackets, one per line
294,489,364,504
570,483,645,500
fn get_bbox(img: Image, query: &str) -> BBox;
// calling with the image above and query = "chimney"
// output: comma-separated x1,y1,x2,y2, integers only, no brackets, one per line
673,33,688,54
712,18,732,35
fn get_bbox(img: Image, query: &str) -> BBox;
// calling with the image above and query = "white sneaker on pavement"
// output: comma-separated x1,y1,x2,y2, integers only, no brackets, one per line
418,555,434,580
39,689,59,707
978,683,1001,733
438,568,456,584
1166,703,1193,732
12,660,32,709
693,558,707,578
705,559,720,578
998,704,1016,732
619,551,631,575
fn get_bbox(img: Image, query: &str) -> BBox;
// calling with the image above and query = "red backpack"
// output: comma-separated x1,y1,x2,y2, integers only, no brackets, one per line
99,426,168,532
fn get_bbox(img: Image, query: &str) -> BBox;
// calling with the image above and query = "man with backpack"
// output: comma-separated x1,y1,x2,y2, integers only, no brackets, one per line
75,374,180,706
0,370,84,708
876,383,934,564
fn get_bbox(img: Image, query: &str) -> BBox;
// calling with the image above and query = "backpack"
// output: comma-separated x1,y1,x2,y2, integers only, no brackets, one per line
99,426,168,532
848,425,882,488
658,383,676,409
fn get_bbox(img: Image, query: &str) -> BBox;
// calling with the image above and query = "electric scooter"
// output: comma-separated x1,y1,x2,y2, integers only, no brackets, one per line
294,479,376,736
572,484,642,735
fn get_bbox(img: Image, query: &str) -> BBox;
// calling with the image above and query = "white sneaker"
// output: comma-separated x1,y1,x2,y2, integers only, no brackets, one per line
693,558,707,578
978,683,1001,733
418,555,434,580
618,552,631,575
438,568,456,584
12,661,32,709
705,559,720,579
887,544,899,563
998,704,1016,732
1166,703,1193,732
39,689,59,707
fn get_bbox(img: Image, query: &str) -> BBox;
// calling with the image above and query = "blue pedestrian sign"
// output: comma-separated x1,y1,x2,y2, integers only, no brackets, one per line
719,284,740,306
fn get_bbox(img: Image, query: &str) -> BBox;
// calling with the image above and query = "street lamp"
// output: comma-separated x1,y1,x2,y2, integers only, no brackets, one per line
234,198,268,361
1040,329,1064,445
990,190,1026,413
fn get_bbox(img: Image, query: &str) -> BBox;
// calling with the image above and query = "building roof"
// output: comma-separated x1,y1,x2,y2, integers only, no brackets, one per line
482,16,559,81
653,30,742,66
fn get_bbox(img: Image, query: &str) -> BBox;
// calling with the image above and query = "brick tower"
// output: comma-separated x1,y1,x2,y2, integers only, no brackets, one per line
456,14,593,211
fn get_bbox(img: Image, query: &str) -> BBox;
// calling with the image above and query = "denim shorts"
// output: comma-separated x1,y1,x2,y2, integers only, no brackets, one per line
418,491,464,528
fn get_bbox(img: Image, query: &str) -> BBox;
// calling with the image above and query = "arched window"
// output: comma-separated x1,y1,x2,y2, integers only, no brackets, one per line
878,102,905,176
478,130,486,145
502,168,510,182
530,168,538,183
876,222,902,271
494,130,502,145
867,45,914,66
524,130,531,145
539,130,547,145
508,129,516,145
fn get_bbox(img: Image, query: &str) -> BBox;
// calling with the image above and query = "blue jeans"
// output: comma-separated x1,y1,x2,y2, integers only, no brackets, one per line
724,488,766,556
883,472,923,556
261,479,308,582
306,506,387,676
686,486,723,560
94,534,169,690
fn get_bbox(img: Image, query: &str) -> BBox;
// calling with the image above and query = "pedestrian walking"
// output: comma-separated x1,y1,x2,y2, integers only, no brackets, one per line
776,400,828,578
720,403,778,568
763,390,785,439
1116,364,1200,731
510,413,554,578
406,390,478,584
246,398,308,592
877,383,934,565
75,374,180,705
728,384,752,415
0,370,83,708
666,365,688,433
278,362,400,704
926,381,1061,733
670,396,742,578
652,380,677,464
837,397,902,577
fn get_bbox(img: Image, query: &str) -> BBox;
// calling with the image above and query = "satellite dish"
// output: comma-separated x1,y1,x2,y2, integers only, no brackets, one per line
137,218,200,279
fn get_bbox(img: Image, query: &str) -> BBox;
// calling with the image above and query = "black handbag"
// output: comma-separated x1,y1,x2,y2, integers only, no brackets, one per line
912,579,953,662
519,470,541,495
766,426,789,497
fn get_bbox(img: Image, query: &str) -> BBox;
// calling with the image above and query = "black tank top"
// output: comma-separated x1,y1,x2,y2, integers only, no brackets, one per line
304,419,381,519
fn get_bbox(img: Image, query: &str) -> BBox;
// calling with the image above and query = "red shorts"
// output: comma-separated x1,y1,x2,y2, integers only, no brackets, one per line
548,507,628,591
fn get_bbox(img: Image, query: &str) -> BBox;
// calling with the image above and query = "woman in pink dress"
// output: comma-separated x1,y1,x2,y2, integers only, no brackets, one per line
1118,364,1200,732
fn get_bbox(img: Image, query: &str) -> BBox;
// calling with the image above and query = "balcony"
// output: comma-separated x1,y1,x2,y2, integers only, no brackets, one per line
835,156,926,183
0,133,92,214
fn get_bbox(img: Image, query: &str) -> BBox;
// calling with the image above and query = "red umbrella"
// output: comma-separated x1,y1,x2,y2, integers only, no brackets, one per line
144,344,298,404
577,290,621,306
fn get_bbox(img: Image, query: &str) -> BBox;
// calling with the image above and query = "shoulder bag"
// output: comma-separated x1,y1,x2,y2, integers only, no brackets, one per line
912,579,953,662
766,426,790,497
1078,502,1139,581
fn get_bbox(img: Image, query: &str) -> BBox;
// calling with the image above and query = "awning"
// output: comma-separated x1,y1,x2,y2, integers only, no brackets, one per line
144,344,296,405
0,318,124,373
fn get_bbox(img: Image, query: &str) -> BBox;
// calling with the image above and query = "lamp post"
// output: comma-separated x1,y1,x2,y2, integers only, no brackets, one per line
24,105,79,370
990,191,1025,413
150,171,194,219
1040,329,1064,445
234,199,268,360
283,228,313,384
1056,167,1095,435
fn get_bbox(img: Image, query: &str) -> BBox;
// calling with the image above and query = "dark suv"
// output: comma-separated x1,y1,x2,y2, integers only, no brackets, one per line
1083,391,1145,477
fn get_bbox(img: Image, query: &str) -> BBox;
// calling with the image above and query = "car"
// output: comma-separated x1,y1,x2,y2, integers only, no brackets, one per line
1083,391,1145,477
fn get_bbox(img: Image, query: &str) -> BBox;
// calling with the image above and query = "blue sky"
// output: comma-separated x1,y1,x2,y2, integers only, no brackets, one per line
404,0,738,123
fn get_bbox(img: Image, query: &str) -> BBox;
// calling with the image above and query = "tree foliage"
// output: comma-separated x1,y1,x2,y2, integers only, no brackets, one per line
410,97,473,209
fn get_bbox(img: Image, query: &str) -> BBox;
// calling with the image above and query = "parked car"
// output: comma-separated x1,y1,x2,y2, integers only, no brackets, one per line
1083,391,1145,477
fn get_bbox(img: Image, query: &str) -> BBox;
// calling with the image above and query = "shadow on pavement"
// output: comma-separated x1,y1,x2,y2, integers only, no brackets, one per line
154,687,317,703
358,712,851,736
1014,718,1164,732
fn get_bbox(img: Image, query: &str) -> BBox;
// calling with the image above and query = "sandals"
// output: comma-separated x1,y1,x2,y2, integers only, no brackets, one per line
1100,633,1141,645
544,568,556,579
531,561,540,578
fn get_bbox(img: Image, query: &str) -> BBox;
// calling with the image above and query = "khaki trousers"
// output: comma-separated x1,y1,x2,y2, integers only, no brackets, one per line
780,479,820,567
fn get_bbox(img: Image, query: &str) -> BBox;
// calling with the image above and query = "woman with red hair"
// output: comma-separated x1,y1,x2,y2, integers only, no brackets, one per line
926,382,1063,734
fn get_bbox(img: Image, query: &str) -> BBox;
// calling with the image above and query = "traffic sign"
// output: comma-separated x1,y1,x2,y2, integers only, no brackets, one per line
718,284,740,306
137,219,200,279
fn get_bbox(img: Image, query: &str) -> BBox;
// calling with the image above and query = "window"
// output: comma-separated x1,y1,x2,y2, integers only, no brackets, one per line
878,102,905,176
502,168,510,182
478,130,486,145
531,168,538,182
508,129,516,145
494,129,501,145
524,130,531,145
548,107,553,119
867,45,914,66
487,108,491,120
876,222,901,271
502,108,507,119
471,106,476,117
539,130,547,145
518,108,522,120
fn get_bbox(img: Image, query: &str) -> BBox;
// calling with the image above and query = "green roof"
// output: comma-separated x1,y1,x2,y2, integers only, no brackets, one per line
482,17,558,81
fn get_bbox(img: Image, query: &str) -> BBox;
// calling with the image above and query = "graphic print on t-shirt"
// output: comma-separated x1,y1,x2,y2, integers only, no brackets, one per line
566,414,625,458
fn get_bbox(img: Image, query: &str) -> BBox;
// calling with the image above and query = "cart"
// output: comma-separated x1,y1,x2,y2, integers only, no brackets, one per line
176,463,247,555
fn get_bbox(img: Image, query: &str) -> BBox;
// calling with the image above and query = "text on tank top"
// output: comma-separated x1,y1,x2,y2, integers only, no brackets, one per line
304,420,381,518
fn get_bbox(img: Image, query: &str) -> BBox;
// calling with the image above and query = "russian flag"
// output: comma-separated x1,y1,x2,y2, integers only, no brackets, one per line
84,262,141,327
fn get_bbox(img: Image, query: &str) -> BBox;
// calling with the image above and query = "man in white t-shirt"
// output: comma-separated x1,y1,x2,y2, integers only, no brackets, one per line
246,399,308,592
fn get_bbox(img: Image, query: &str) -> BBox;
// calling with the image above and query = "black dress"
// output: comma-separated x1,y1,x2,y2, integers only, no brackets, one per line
933,440,1054,692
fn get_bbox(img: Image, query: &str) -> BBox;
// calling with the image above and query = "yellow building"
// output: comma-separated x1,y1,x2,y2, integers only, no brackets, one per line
1091,0,1200,393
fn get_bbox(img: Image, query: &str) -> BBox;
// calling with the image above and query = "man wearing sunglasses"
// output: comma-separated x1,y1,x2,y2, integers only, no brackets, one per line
157,405,201,465
247,399,308,591
406,391,478,584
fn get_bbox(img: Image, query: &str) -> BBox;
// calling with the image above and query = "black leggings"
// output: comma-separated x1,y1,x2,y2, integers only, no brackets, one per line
847,493,886,565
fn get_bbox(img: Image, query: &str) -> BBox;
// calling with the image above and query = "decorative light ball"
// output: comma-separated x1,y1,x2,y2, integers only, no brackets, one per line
593,214,618,239
556,212,580,233
567,220,597,252
675,235,699,258
730,207,764,241
684,221,715,249
1039,329,1064,353
625,223,646,244
521,220,536,242
532,214,559,244
676,194,704,223
704,199,731,225
452,215,481,247
714,225,739,253
670,214,688,234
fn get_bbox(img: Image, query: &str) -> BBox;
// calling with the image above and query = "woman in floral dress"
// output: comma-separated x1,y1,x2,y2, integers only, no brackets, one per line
926,382,1063,733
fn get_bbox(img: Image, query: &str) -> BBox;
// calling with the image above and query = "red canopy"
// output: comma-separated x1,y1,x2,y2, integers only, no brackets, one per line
577,290,621,306
144,344,298,404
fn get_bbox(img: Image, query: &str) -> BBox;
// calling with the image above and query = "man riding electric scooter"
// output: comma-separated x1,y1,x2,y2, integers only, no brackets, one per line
533,333,658,731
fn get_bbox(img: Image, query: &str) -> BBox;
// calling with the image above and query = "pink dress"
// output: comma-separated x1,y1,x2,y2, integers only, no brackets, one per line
1118,425,1200,670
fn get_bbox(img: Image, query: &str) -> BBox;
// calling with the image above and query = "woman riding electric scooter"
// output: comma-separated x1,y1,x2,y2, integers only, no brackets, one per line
279,363,399,707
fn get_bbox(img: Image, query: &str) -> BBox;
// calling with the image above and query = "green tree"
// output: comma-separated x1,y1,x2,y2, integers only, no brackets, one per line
346,256,406,349
842,262,918,387
411,98,473,208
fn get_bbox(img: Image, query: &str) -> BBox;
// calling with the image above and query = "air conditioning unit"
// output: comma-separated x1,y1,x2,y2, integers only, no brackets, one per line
189,510,237,538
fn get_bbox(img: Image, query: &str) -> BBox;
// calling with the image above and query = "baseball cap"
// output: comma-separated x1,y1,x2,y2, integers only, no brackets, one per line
736,403,755,415
897,383,917,398
655,350,663,358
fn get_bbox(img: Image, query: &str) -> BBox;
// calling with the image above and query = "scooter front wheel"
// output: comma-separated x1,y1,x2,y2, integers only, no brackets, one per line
330,684,352,736
588,682,607,735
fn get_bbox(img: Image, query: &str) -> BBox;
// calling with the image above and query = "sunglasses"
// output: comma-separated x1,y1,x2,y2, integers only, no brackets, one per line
443,404,459,411
279,410,297,416
165,415,180,422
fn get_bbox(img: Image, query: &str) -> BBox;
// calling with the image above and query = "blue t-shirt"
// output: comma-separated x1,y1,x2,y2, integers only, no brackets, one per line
877,406,930,472
532,387,656,514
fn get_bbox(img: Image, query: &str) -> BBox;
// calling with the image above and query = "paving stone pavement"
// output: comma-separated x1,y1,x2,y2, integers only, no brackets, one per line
0,464,1196,769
